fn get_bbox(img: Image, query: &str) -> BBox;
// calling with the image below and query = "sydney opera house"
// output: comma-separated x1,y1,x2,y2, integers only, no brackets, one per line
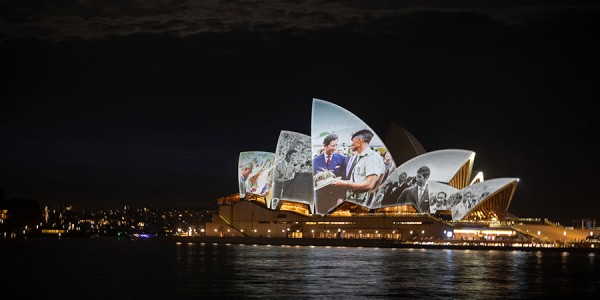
206,99,595,244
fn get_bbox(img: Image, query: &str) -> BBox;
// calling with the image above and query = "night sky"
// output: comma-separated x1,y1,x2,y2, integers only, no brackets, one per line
2,1,599,225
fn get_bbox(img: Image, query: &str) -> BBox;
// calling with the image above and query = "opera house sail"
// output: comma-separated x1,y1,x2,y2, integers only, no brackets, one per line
235,98,519,222
311,98,397,214
271,130,315,213
238,151,275,206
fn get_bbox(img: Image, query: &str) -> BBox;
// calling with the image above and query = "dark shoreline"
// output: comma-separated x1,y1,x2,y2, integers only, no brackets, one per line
159,236,600,253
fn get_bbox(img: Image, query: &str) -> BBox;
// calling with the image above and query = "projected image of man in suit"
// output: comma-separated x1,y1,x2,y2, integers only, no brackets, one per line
313,133,347,178
397,166,431,213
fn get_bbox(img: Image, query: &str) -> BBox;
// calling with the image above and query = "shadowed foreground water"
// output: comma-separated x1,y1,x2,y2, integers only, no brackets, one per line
2,238,598,299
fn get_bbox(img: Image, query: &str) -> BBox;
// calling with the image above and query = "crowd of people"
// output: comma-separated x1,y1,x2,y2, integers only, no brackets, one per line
375,166,492,217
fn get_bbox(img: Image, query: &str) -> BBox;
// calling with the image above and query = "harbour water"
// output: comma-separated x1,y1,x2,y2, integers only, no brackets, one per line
2,238,598,299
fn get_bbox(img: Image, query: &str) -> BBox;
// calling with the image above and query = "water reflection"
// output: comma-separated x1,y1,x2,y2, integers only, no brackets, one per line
10,239,594,299
169,243,599,299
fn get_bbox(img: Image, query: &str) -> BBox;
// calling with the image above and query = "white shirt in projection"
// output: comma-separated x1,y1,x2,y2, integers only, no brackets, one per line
347,147,385,204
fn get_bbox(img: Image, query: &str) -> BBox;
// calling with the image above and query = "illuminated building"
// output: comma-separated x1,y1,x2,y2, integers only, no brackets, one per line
206,99,596,244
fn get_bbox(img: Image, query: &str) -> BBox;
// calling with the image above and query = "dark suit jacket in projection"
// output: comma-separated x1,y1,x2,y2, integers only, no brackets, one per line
272,170,314,210
380,181,410,206
397,184,429,213
343,154,358,180
313,153,347,178
281,172,313,202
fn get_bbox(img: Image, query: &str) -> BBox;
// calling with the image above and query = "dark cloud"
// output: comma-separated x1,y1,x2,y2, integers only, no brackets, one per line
1,0,598,41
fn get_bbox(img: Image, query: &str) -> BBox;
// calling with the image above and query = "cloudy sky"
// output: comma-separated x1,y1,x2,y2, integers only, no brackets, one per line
2,0,599,224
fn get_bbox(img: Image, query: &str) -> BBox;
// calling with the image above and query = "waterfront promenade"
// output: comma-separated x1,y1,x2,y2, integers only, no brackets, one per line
160,236,600,252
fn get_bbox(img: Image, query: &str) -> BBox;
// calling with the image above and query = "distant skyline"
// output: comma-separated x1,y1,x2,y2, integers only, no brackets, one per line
2,1,599,225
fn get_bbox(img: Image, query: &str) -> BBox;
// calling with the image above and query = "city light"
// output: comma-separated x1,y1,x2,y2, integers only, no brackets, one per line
8,204,597,252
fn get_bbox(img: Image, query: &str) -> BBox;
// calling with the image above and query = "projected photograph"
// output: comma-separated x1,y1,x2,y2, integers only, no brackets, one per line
374,167,460,214
372,168,410,207
427,182,460,214
311,99,396,214
272,130,314,211
450,178,516,220
397,149,474,183
238,152,275,203
388,165,434,213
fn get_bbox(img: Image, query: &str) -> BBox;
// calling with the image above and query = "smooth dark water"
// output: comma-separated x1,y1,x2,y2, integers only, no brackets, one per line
1,238,598,299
